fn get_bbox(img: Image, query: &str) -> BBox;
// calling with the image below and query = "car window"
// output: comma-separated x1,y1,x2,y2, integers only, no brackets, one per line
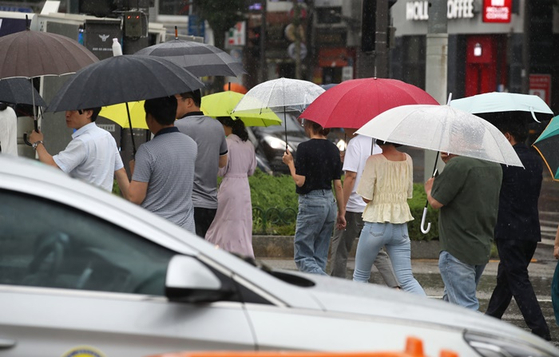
0,189,175,296
256,115,304,134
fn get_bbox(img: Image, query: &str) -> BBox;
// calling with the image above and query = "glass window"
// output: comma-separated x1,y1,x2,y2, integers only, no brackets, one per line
0,190,174,296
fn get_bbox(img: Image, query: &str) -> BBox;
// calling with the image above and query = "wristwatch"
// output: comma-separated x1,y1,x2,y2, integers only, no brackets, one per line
32,140,43,150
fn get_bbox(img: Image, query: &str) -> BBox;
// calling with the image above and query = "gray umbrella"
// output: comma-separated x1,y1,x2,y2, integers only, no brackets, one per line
135,39,246,77
0,29,99,79
0,27,99,141
47,55,205,112
0,78,47,107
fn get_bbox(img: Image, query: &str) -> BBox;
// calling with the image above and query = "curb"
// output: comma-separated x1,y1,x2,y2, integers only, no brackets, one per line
253,235,441,259
253,235,555,261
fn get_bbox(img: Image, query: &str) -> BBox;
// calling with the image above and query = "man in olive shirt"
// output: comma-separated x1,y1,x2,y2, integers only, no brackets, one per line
425,153,502,311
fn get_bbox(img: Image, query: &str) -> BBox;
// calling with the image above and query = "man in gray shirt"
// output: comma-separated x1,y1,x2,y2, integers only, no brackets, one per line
128,96,197,233
175,89,228,238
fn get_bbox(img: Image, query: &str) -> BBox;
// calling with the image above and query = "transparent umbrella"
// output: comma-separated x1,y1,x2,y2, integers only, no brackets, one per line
356,104,523,234
232,77,325,146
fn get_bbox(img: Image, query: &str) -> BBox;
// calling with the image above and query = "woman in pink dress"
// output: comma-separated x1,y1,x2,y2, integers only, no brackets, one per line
206,117,257,257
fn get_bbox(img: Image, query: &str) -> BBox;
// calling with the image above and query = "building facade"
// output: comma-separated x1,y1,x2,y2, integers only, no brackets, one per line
390,0,559,111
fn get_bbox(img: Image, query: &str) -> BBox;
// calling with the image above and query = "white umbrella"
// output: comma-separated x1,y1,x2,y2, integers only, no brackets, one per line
356,104,523,234
449,92,554,123
232,77,325,146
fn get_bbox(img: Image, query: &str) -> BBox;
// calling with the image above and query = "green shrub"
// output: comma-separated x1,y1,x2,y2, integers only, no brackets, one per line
249,170,439,241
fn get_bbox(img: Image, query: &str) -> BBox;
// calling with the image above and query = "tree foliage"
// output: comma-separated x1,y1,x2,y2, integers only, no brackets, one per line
193,0,246,91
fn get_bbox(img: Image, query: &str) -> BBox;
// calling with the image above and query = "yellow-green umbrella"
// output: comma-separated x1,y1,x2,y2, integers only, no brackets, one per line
99,101,148,130
202,91,281,127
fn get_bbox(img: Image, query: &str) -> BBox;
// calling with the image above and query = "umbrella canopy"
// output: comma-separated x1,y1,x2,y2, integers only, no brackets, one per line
232,77,325,115
533,115,559,180
300,78,439,129
99,101,148,130
135,39,246,77
232,77,325,146
449,92,554,123
201,91,281,127
0,29,99,79
47,55,204,112
356,104,523,167
0,78,47,106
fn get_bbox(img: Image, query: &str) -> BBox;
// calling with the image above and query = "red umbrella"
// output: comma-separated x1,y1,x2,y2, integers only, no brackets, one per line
300,78,439,129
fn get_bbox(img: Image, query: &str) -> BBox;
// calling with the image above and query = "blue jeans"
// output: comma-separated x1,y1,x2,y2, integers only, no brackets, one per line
353,222,425,296
294,190,336,275
439,250,486,311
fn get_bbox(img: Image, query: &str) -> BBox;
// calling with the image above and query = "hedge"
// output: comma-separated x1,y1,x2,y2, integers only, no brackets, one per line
249,169,439,241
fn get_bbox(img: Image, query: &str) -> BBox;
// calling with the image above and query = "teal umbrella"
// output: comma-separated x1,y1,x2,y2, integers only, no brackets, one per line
533,115,559,180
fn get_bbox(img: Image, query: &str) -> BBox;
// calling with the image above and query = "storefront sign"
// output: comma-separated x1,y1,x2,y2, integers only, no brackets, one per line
227,21,246,46
405,0,474,21
482,0,512,23
529,74,552,105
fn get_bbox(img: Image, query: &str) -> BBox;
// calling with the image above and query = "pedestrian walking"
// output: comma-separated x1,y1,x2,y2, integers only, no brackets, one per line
329,131,399,287
485,119,551,341
175,89,228,238
283,119,346,275
353,141,424,295
28,107,129,196
128,96,197,233
425,152,502,310
206,117,257,257
0,102,17,156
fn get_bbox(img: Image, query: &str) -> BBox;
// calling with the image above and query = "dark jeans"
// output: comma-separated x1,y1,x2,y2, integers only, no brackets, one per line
486,239,551,340
194,207,217,238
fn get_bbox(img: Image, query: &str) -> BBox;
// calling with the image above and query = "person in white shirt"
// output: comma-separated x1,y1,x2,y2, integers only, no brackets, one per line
0,102,18,156
329,131,398,287
29,108,129,197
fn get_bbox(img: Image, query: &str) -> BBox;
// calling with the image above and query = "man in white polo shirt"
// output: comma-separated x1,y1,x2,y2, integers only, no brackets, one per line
29,108,129,197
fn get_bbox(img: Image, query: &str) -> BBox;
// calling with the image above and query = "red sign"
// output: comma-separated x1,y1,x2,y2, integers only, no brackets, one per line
482,0,512,23
529,74,552,105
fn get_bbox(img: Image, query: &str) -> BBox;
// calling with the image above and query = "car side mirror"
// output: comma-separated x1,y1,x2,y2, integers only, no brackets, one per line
165,255,232,303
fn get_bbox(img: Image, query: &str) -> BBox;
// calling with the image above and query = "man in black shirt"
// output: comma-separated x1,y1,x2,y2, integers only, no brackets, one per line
485,119,551,341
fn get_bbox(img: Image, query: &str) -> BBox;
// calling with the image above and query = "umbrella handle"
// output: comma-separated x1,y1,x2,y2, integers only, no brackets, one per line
420,206,431,234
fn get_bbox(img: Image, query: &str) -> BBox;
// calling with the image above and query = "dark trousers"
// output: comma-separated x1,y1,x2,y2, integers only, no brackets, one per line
194,207,217,238
486,239,551,340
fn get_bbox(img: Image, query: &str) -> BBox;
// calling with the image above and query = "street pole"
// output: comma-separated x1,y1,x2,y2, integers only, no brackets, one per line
292,0,302,79
374,0,389,78
259,0,268,83
424,0,448,181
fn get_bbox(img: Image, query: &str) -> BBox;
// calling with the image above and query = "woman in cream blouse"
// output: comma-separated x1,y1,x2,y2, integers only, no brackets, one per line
353,141,425,295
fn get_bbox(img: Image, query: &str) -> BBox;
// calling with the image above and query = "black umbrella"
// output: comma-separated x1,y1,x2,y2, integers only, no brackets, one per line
0,78,47,107
47,55,205,153
135,29,245,77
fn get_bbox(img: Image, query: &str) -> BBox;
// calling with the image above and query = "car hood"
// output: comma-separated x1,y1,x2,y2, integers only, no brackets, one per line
283,271,551,348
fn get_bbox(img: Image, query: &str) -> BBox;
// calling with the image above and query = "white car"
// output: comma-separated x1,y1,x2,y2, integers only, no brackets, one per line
0,155,556,357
